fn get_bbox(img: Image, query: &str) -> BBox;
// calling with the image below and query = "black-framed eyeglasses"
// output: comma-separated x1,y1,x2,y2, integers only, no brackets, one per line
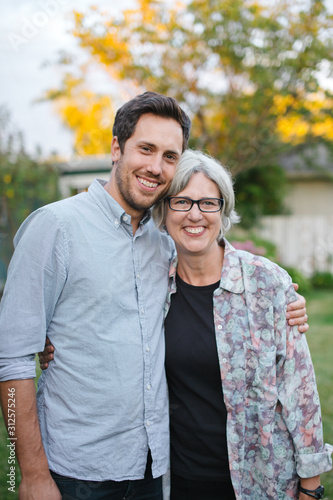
166,197,224,212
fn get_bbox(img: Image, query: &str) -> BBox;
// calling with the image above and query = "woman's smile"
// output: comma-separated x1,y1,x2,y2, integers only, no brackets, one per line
183,226,206,235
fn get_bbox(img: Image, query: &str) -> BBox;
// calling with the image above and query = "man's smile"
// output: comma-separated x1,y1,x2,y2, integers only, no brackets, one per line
137,176,160,189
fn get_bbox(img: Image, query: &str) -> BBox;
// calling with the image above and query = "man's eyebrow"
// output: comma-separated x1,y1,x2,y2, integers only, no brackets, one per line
136,140,156,149
165,149,181,157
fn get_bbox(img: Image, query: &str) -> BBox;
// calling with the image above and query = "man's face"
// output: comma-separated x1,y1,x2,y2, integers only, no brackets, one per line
109,113,183,217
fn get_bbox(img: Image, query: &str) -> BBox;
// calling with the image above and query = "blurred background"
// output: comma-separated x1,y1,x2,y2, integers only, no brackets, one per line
1,0,333,497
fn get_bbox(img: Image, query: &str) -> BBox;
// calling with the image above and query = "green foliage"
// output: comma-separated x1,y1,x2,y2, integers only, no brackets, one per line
233,164,288,228
311,271,333,289
0,107,60,280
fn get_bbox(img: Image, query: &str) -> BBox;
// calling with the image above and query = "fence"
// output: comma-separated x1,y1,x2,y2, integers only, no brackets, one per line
255,215,333,277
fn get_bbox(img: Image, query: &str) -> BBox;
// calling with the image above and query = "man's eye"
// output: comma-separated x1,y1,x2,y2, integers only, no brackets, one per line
166,154,177,161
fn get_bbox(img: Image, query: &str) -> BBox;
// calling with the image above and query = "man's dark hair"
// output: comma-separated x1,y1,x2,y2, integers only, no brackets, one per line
112,91,191,153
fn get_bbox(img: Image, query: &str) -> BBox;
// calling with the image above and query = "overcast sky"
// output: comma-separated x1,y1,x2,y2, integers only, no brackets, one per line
1,0,333,158
1,0,136,157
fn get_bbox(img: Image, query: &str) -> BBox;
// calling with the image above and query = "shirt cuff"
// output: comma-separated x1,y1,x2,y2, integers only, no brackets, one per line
296,443,333,477
0,355,36,381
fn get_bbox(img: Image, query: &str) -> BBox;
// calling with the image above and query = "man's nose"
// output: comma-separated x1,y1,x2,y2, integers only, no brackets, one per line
146,155,163,176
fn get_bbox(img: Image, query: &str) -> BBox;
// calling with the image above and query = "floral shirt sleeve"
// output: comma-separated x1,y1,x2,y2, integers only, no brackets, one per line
273,280,331,478
212,240,333,499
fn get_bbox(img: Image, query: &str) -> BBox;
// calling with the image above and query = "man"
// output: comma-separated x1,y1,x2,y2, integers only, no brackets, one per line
0,92,307,500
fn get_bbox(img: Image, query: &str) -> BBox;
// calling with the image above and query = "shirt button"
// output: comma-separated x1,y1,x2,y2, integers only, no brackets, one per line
141,308,145,314
146,346,150,353
217,325,222,330
123,215,128,222
137,274,140,279
222,358,228,364
114,220,119,227
147,384,151,390
146,421,151,427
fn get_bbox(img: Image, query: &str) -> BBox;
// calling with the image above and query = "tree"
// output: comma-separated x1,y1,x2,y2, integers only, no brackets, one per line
43,0,333,224
0,107,59,282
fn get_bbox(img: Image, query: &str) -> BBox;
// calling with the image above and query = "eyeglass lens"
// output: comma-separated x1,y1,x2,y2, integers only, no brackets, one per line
169,198,222,211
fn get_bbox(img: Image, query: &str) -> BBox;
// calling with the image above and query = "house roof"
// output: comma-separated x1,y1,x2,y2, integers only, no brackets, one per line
56,155,112,176
279,143,333,180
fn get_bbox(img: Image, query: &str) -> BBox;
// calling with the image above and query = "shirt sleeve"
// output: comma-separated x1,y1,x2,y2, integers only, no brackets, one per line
0,356,36,381
0,207,67,381
273,269,333,477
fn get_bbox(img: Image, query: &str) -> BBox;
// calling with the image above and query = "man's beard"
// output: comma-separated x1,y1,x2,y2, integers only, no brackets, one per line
114,159,166,211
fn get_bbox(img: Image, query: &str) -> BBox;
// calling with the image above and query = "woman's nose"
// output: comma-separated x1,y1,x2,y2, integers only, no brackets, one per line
187,203,203,220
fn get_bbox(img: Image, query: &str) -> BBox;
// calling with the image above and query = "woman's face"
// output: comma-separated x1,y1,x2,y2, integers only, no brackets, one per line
165,172,222,258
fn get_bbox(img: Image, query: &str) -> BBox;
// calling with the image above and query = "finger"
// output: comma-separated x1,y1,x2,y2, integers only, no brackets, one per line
297,323,309,334
38,344,54,356
286,308,306,320
292,283,299,291
287,308,306,319
288,314,308,326
39,352,54,363
40,362,49,370
287,298,306,311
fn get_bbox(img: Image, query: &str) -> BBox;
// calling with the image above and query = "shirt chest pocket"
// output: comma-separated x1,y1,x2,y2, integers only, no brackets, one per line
148,263,169,306
244,343,277,408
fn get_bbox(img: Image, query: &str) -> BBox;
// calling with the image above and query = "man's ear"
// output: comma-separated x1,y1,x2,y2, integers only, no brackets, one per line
111,136,121,163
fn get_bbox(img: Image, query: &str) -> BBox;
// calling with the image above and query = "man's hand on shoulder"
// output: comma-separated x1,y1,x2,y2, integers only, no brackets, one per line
288,284,309,334
19,473,61,500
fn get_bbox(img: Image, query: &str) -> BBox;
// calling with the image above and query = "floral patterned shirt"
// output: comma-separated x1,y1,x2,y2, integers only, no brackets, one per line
164,239,332,499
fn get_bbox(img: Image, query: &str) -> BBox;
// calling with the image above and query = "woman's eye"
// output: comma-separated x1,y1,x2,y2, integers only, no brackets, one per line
203,200,217,206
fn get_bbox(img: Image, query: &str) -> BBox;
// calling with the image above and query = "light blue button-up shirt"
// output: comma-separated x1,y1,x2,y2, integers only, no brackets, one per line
0,179,175,481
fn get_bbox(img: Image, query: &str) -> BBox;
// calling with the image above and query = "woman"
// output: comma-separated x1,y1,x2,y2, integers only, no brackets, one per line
152,150,332,500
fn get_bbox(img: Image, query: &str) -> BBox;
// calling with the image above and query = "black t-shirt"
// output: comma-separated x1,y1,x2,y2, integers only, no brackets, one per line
165,273,231,481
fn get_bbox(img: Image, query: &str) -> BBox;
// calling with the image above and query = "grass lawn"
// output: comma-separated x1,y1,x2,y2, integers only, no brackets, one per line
304,289,333,499
0,290,332,499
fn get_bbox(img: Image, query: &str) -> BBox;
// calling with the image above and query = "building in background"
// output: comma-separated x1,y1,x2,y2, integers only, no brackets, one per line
257,144,333,276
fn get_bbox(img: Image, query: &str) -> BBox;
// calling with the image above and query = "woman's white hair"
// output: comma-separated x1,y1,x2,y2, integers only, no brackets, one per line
153,149,240,240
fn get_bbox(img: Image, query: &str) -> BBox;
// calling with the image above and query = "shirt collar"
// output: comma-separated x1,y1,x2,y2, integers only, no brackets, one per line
219,239,244,294
88,179,151,228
